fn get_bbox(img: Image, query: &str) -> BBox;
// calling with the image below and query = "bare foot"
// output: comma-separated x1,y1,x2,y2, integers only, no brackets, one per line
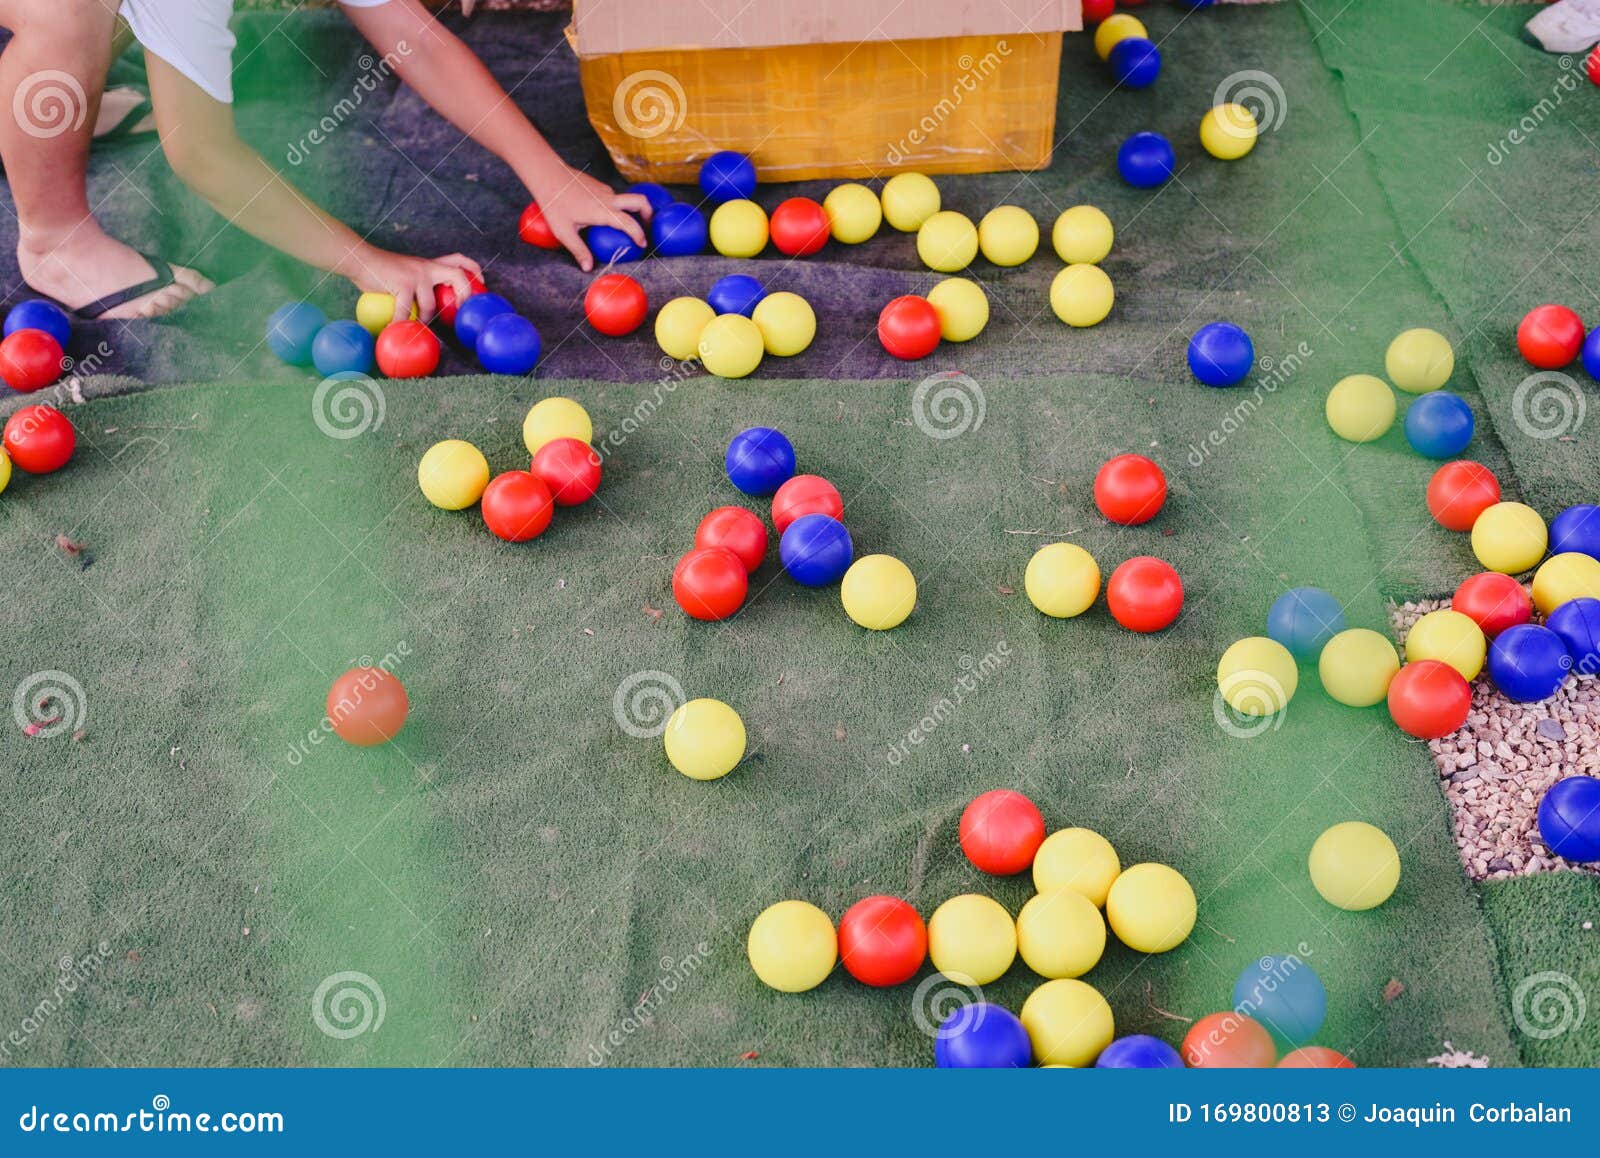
19,227,213,319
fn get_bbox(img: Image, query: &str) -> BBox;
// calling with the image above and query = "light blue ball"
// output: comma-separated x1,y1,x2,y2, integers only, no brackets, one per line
1267,587,1345,661
1233,955,1326,1046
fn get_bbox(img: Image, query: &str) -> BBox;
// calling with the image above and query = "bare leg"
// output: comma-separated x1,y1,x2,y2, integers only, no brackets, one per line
0,0,211,317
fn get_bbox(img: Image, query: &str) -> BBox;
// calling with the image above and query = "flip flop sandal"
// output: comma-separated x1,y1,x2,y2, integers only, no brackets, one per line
24,253,180,321
94,89,156,143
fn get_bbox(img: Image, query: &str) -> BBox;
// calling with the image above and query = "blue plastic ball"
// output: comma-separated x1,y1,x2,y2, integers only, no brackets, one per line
266,302,327,366
1549,504,1600,561
586,225,644,264
1546,598,1600,678
1583,326,1600,380
1267,586,1346,661
651,203,709,257
1488,623,1570,702
934,1002,1031,1068
453,292,516,350
725,427,796,496
626,182,676,213
1108,37,1162,88
1538,775,1600,862
475,313,541,375
310,319,374,377
1403,391,1475,458
1178,0,1216,6
780,514,853,587
1096,1034,1184,1069
5,299,71,348
1188,322,1255,386
1233,955,1327,1046
698,150,757,204
1117,131,1175,188
708,274,768,318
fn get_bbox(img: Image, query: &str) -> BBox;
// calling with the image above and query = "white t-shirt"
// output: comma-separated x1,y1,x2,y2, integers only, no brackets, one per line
120,0,393,103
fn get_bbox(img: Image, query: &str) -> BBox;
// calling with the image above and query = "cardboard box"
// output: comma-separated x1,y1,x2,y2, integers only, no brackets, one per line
569,0,1080,182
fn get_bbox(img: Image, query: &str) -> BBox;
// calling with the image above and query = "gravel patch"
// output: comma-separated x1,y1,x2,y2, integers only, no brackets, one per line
1392,594,1600,884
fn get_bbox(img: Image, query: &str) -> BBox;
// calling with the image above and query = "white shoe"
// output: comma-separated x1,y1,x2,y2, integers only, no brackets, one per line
1525,0,1600,53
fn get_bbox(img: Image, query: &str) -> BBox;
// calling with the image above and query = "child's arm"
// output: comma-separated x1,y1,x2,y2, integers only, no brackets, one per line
340,0,652,272
145,56,479,322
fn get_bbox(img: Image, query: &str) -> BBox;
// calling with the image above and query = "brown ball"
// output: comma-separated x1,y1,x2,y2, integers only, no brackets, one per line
326,667,409,746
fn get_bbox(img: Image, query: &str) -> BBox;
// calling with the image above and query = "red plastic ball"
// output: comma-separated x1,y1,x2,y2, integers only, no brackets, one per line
877,295,941,360
531,437,602,506
1082,0,1115,21
434,270,486,325
1588,46,1600,86
1426,460,1500,532
2,404,75,473
1277,1046,1355,1069
771,474,844,534
584,273,649,337
1452,571,1532,638
0,329,65,393
1182,1012,1276,1069
695,506,768,573
959,789,1046,875
1094,453,1167,526
1387,659,1472,740
374,320,441,378
480,470,554,542
1517,303,1585,369
1106,556,1183,632
672,546,748,621
326,666,409,746
519,201,560,249
769,197,830,257
837,895,927,987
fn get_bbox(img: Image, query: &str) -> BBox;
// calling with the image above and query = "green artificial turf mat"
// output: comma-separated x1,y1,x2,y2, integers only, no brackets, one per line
1479,873,1600,1067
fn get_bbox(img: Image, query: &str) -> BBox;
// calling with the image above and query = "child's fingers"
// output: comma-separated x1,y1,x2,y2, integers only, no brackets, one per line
605,209,648,249
614,193,653,221
433,264,474,304
437,253,484,280
414,279,439,322
553,223,594,272
392,285,417,325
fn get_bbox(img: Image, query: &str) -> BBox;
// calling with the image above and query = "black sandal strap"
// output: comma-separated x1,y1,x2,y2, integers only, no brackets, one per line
74,253,177,320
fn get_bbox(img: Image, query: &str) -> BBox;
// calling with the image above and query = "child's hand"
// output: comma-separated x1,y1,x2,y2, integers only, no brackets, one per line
345,249,483,323
528,169,653,272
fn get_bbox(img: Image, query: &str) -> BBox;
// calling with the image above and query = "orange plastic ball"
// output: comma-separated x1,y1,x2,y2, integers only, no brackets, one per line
326,666,409,746
1182,1012,1276,1068
1426,461,1500,532
1277,1046,1355,1068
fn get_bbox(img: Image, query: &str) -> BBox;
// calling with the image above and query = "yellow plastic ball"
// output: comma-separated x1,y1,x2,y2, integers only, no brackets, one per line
1532,552,1600,614
1106,863,1196,954
1405,608,1486,680
1032,828,1120,907
1317,628,1400,707
750,292,816,357
1325,374,1396,443
522,396,593,456
917,211,978,273
927,894,1016,985
1094,12,1147,60
1020,979,1115,1067
823,182,882,244
977,205,1039,267
708,199,769,258
1386,328,1455,393
840,554,917,630
1016,891,1106,980
1216,637,1299,716
881,172,941,232
0,448,10,496
1025,543,1101,619
697,314,765,379
417,439,490,510
1051,205,1114,265
747,900,836,992
1050,264,1114,327
355,291,417,336
655,297,716,362
1199,103,1258,161
663,697,746,781
1471,502,1548,574
926,278,989,342
1308,821,1400,911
